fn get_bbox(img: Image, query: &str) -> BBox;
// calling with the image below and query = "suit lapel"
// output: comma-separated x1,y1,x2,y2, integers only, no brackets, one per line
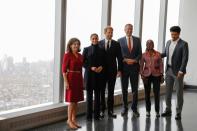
100,39,105,49
172,39,181,59
166,40,171,58
132,36,136,52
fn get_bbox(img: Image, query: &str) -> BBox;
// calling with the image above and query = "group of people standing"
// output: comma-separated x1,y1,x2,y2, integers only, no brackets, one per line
62,24,189,129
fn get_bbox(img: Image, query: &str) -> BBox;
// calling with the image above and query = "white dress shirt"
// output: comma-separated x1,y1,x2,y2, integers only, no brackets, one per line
168,38,179,65
126,36,133,49
105,39,111,50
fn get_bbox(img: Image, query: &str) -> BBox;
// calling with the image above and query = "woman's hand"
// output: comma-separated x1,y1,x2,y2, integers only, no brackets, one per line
160,74,164,84
65,82,69,90
91,67,97,72
141,75,148,84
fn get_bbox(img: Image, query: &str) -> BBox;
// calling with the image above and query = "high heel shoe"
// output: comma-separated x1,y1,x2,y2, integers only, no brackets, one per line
73,121,81,128
66,121,78,130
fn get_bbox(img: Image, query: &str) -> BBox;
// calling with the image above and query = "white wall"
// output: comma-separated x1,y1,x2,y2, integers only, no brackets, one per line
179,0,197,85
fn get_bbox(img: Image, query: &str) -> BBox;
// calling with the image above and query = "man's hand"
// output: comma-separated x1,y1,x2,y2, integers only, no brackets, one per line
96,66,103,73
65,82,69,90
177,72,184,78
123,58,137,65
117,71,122,77
141,75,148,84
160,75,164,84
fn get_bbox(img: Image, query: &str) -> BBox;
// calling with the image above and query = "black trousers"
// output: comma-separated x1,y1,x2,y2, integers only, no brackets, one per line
121,70,139,112
86,74,102,119
100,73,116,113
143,75,160,112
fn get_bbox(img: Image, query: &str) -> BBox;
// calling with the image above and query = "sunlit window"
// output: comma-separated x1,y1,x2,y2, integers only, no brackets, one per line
0,0,55,112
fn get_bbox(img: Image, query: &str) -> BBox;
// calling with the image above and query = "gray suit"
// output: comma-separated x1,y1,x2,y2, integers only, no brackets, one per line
118,36,142,111
161,38,189,114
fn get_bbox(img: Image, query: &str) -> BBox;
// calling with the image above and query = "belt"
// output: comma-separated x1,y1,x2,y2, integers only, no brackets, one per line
67,70,81,73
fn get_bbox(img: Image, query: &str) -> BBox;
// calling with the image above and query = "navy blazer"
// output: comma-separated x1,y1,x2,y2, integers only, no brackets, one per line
118,36,142,72
161,38,189,75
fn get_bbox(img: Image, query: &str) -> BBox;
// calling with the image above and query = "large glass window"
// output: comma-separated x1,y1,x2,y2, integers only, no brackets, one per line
0,0,55,112
141,0,160,52
165,0,180,41
111,0,135,40
66,0,102,50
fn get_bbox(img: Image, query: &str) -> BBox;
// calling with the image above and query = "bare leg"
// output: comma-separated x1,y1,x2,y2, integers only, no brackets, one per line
72,103,81,128
67,103,77,129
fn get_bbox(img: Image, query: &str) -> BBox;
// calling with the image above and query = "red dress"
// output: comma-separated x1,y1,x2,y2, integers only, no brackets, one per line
62,52,84,102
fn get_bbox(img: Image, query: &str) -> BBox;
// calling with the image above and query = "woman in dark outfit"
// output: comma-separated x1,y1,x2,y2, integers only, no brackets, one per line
83,33,105,121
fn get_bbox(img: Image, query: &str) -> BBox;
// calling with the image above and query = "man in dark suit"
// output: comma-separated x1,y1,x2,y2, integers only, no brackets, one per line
99,26,123,118
161,26,189,120
118,24,142,117
83,33,105,121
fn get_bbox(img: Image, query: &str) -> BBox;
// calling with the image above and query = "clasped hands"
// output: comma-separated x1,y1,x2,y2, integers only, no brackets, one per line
123,58,137,65
91,66,103,73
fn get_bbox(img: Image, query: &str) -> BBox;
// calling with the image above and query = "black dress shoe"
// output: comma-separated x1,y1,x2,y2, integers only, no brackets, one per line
108,112,117,118
121,109,128,116
100,111,105,118
94,116,103,121
161,111,172,117
133,111,140,117
175,113,181,120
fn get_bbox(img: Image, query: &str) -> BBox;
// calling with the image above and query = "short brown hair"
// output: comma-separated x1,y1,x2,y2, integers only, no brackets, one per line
66,38,81,52
104,26,113,33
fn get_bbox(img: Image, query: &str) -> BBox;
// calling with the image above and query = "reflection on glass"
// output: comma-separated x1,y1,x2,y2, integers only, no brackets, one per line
176,120,184,131
165,117,172,131
145,118,151,131
154,118,160,131
131,117,140,131
122,117,128,131
0,0,55,112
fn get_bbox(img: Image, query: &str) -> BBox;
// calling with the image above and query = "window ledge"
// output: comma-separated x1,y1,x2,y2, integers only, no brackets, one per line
0,85,165,130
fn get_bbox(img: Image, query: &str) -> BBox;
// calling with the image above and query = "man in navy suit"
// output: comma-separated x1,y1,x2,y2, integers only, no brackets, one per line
99,26,123,118
118,24,142,117
161,26,189,120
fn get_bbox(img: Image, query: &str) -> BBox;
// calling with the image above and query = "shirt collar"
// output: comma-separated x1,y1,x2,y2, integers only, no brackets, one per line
126,36,133,40
171,38,180,44
105,39,111,43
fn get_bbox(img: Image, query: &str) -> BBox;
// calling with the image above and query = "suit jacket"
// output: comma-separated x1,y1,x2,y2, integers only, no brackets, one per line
99,39,123,74
140,50,163,77
161,38,189,75
82,44,105,90
118,36,142,72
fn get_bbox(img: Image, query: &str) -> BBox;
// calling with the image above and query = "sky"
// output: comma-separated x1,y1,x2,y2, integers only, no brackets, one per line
0,0,55,62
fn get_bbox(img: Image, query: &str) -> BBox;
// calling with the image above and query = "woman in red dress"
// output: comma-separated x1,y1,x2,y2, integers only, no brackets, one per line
62,38,84,129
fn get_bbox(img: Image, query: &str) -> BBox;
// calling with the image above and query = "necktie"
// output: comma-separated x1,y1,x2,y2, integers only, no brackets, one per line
128,37,132,52
106,41,110,50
